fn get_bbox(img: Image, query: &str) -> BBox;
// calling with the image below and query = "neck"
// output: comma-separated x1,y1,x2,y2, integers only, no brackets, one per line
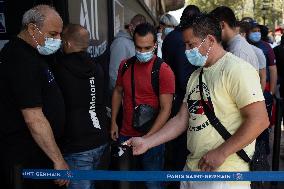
17,30,37,48
227,28,238,42
205,46,226,68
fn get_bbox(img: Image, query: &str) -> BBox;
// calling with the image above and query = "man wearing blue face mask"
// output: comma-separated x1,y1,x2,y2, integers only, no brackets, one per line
127,14,269,189
0,5,69,189
246,20,278,156
157,13,178,58
111,22,175,189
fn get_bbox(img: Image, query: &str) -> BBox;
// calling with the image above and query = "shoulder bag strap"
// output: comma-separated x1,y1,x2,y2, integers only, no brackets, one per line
198,68,251,163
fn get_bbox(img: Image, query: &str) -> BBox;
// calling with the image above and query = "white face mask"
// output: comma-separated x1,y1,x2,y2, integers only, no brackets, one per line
32,27,62,55
275,35,282,44
164,27,174,36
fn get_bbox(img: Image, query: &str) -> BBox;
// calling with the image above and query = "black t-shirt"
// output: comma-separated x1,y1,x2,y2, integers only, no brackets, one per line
52,52,108,154
0,37,65,160
273,44,284,97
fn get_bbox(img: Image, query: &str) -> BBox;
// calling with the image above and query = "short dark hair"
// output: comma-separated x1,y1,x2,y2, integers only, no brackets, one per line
259,25,269,40
179,5,200,26
210,6,237,28
239,21,251,35
133,22,157,44
62,24,90,50
179,13,222,43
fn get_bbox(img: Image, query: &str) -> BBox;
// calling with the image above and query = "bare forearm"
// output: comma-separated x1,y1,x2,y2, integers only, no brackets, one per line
145,104,188,149
111,88,122,123
28,119,64,164
145,105,171,137
217,115,269,158
269,66,277,94
259,68,266,91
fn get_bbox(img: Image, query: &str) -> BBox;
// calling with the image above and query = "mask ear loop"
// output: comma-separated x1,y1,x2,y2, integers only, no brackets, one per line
34,25,44,35
31,24,43,47
197,38,206,49
206,45,212,57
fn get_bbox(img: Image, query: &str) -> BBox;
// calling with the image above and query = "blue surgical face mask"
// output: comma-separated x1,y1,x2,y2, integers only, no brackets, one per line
249,32,261,43
164,27,174,36
135,49,154,63
185,38,212,67
33,27,62,55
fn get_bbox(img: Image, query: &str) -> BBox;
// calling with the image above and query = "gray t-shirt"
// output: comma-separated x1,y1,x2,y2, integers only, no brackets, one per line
227,34,259,70
251,45,266,70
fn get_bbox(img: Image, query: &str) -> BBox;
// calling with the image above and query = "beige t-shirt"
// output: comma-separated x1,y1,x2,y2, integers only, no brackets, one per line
183,52,264,172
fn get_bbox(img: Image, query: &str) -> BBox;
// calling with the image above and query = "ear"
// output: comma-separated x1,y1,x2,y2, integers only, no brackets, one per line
220,21,226,30
27,23,37,37
154,41,158,48
207,35,216,46
67,41,71,48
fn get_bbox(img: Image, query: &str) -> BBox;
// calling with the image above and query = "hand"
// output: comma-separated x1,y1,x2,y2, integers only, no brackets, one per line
54,159,70,187
198,148,227,172
125,137,150,155
111,122,119,141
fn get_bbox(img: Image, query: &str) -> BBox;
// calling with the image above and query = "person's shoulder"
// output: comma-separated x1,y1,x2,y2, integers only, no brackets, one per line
223,52,256,74
251,45,261,53
261,40,273,50
158,59,175,77
110,34,134,51
163,29,183,43
160,59,173,71
113,31,132,42
1,38,40,66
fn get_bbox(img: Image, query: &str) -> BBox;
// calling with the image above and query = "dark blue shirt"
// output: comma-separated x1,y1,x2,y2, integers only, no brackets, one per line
162,29,197,114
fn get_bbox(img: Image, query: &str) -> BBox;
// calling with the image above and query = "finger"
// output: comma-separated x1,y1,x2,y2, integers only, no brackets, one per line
198,157,205,169
111,132,117,141
54,179,64,186
204,166,212,172
111,133,115,141
61,180,68,187
133,147,140,155
122,139,131,146
66,180,70,187
200,162,208,172
58,179,66,187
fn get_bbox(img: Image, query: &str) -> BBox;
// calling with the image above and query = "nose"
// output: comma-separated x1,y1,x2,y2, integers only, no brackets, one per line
54,34,61,39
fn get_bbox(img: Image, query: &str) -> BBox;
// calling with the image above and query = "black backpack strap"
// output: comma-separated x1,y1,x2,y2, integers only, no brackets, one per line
151,57,164,96
198,68,251,163
121,56,137,76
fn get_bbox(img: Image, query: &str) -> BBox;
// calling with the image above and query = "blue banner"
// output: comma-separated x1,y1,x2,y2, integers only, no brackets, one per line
22,169,284,181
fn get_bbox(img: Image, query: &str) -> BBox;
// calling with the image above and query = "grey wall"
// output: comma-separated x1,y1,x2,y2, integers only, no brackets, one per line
118,0,157,26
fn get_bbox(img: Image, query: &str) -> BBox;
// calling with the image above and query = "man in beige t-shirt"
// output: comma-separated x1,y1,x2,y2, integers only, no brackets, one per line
126,14,269,189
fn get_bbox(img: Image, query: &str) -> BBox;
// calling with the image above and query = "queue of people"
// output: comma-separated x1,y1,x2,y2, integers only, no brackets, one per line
0,3,283,189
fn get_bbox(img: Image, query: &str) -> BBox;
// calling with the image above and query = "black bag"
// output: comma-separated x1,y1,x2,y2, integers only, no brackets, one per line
198,69,270,171
130,58,161,133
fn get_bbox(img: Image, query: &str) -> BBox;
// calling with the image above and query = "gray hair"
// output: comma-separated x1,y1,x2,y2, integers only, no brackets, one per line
22,4,59,29
160,14,178,27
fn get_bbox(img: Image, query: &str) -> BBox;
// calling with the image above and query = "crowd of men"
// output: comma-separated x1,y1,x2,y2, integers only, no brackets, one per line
0,3,283,189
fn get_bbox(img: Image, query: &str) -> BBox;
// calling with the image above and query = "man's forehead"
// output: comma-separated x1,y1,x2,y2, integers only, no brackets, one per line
183,28,199,41
41,14,63,32
135,33,154,41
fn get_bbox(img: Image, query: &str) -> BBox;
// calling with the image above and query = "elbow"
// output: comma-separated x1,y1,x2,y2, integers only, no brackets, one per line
260,115,270,132
264,116,270,129
160,105,172,119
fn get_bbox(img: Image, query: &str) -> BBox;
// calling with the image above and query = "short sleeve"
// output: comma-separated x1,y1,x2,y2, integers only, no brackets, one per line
159,63,175,94
115,59,127,87
9,60,43,109
226,62,264,109
267,44,276,66
256,49,266,70
183,69,199,103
